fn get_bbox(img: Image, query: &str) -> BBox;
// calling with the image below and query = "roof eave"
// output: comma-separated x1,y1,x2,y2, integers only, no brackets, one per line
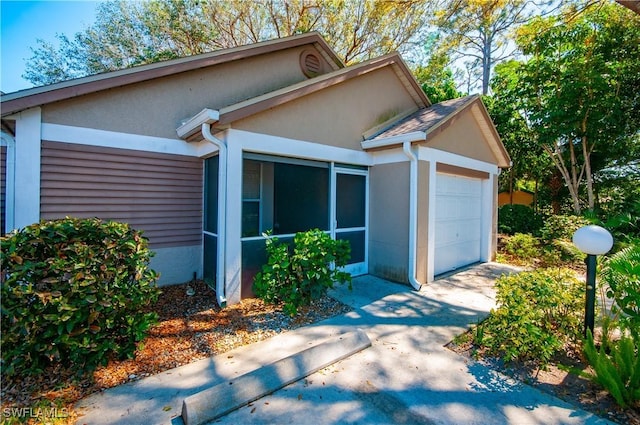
176,108,220,140
1,32,343,117
361,131,427,150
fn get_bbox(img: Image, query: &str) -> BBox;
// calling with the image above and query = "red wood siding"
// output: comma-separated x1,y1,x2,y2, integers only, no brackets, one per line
40,141,203,248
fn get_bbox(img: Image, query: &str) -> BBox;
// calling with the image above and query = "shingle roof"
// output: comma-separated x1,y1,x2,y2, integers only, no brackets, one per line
370,95,477,140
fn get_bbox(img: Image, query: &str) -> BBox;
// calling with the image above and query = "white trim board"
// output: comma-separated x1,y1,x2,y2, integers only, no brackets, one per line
41,123,208,157
418,146,498,175
229,129,373,166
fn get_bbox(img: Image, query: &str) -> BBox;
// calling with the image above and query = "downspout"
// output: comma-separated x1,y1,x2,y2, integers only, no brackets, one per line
201,123,227,306
402,141,423,291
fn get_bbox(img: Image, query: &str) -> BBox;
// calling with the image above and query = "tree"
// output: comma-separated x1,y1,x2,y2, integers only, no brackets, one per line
495,2,640,214
433,0,540,95
24,0,434,86
413,51,462,103
485,61,551,209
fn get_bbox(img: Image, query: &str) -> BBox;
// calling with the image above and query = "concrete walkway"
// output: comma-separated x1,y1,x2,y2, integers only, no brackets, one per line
75,263,613,425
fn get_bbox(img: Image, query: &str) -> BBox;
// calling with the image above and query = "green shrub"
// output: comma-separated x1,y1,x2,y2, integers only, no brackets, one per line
584,329,640,408
253,229,352,316
541,239,585,267
540,214,592,243
476,268,583,364
1,217,160,377
498,204,544,236
602,245,640,331
503,233,539,265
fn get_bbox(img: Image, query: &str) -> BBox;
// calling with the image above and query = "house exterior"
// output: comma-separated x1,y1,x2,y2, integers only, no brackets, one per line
0,33,510,306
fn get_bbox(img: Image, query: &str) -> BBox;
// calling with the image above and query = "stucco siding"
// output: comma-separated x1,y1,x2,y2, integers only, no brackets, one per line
40,141,203,249
369,161,410,283
41,46,323,139
232,67,419,151
425,109,497,164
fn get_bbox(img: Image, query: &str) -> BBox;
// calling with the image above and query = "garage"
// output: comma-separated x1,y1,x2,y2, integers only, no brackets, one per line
434,172,483,275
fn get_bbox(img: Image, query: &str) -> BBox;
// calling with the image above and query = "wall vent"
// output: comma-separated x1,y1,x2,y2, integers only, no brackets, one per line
300,49,323,78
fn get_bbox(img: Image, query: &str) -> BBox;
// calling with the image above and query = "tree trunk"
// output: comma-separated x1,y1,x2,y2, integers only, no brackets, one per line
543,143,582,214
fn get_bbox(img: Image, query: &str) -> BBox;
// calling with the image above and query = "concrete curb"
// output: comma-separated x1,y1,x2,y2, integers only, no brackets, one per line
181,329,371,425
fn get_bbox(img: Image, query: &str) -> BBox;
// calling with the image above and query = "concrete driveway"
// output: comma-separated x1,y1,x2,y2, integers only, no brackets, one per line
75,263,613,425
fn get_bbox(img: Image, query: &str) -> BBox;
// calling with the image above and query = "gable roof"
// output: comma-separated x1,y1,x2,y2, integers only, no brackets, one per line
214,52,430,127
362,94,511,168
177,51,431,141
1,32,343,117
370,95,477,140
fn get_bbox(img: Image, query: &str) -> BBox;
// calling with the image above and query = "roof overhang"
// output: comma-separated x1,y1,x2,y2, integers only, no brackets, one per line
176,108,219,141
361,131,426,150
361,95,511,169
1,32,344,117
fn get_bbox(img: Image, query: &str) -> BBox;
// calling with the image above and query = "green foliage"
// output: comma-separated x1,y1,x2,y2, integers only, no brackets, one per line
413,51,462,103
476,268,583,364
492,3,640,214
540,214,592,243
23,0,435,85
541,239,584,267
602,245,640,331
1,217,160,377
498,204,544,236
253,229,352,316
503,233,539,265
584,329,640,408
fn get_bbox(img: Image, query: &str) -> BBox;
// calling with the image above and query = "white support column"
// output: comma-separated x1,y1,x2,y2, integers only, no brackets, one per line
1,131,16,233
480,174,495,262
426,158,437,283
224,139,243,304
14,108,41,229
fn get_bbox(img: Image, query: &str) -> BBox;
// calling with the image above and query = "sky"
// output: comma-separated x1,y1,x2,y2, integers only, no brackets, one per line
1,0,104,93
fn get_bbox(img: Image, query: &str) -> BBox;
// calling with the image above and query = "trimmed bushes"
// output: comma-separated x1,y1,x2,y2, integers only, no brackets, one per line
476,268,583,364
253,229,351,316
1,217,160,376
498,204,544,236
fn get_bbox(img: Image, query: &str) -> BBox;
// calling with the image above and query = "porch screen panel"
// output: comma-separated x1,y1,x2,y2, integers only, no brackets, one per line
336,173,366,228
273,163,329,234
203,234,217,284
203,156,218,284
337,231,365,264
204,156,218,233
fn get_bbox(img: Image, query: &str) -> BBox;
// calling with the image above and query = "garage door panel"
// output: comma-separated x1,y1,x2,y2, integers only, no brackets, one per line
435,173,483,275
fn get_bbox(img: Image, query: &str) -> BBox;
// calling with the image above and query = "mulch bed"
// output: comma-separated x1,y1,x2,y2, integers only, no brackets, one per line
0,280,352,424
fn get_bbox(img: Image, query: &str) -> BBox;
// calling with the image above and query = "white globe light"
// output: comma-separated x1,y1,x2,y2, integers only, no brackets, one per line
572,225,614,255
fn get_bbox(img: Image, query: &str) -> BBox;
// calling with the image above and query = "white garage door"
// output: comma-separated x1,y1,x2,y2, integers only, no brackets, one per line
434,173,482,275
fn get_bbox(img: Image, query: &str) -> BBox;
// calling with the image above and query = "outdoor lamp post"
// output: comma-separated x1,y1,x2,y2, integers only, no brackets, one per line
572,225,614,337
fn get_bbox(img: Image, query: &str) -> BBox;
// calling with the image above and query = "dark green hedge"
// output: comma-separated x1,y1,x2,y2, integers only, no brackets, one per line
1,217,160,376
498,204,544,236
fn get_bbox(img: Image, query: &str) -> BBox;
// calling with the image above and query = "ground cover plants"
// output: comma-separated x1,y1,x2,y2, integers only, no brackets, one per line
457,209,640,424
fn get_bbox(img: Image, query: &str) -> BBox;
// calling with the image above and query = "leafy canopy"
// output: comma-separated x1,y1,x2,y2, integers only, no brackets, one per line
24,0,435,86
